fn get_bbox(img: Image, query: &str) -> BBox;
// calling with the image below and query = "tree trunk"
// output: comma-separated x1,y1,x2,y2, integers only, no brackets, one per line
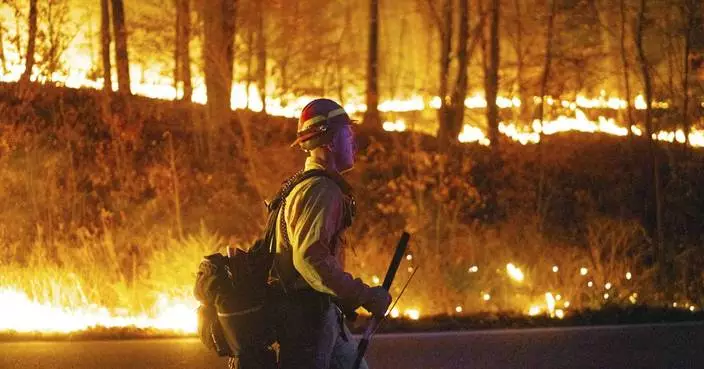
21,0,38,84
536,0,557,228
174,1,181,98
364,0,380,126
436,0,452,145
681,0,694,153
100,0,112,92
111,0,131,95
256,0,266,113
0,26,6,73
201,0,236,130
245,24,254,110
175,0,192,101
619,0,634,141
636,0,666,298
485,0,500,150
513,0,529,124
450,0,470,141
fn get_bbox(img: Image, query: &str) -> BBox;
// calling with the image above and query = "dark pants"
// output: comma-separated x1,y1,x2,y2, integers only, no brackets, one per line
275,289,368,369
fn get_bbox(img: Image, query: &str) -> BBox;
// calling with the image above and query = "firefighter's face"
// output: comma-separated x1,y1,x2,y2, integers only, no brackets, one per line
332,124,356,173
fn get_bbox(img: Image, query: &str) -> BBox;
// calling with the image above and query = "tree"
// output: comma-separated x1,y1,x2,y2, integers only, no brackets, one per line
485,0,500,150
449,0,470,143
536,0,557,226
256,0,266,113
636,0,666,295
20,0,38,84
436,0,453,145
680,0,696,153
201,0,236,130
619,0,634,141
100,0,112,92
111,0,131,94
256,1,266,113
364,0,380,126
175,0,192,101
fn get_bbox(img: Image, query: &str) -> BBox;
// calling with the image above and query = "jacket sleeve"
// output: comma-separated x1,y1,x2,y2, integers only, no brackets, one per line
285,179,369,303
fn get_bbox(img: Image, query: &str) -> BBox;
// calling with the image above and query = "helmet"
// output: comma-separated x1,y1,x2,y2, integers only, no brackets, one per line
291,98,352,150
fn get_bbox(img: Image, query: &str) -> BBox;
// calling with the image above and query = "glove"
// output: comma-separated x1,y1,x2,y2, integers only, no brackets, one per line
360,286,392,316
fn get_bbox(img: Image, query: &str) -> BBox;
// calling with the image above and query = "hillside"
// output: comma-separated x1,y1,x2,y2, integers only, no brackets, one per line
0,82,702,319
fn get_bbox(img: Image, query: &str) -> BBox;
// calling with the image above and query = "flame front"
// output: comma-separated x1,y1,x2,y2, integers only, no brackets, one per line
0,287,197,334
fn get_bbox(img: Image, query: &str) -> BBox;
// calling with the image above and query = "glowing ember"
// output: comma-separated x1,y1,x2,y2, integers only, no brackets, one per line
580,267,588,276
555,309,565,319
552,266,559,273
626,272,633,280
545,293,556,316
389,308,400,318
455,306,463,313
483,293,491,301
528,306,541,316
506,263,525,282
404,309,421,320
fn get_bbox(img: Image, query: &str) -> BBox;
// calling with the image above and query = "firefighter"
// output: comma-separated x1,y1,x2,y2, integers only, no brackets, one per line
272,98,392,369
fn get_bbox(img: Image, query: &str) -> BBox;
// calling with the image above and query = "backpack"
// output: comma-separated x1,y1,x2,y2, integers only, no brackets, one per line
193,169,352,361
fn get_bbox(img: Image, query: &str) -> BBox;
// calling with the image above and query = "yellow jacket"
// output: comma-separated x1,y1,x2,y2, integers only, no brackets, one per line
274,157,368,304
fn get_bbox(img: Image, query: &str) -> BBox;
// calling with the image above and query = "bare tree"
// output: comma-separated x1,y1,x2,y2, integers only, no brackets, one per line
435,0,452,144
636,0,666,294
485,0,500,150
20,0,38,84
100,0,112,92
619,0,634,141
512,0,529,123
111,0,131,94
449,0,470,142
175,0,192,101
201,0,236,130
681,0,696,152
244,14,254,109
256,0,266,113
536,0,557,227
364,0,380,126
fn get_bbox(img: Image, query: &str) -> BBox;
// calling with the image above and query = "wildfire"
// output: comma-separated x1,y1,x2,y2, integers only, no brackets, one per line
0,287,197,334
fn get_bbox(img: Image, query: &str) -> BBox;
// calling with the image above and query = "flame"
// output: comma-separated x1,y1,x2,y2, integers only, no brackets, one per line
528,306,541,316
404,308,421,320
0,287,197,334
545,293,556,316
506,263,525,282
383,119,407,132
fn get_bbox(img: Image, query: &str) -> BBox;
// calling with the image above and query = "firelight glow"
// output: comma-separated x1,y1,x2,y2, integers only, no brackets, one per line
506,263,525,282
0,287,197,334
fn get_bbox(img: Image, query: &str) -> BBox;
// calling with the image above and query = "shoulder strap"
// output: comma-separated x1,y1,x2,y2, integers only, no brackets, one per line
265,169,352,214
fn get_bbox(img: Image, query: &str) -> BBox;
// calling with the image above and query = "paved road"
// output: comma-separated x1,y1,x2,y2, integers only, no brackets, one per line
1,322,702,369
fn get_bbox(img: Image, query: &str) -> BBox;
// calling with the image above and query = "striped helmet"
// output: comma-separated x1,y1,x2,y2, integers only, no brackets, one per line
291,98,351,150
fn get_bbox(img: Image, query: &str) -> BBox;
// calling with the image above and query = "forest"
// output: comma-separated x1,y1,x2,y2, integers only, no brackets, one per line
0,0,702,332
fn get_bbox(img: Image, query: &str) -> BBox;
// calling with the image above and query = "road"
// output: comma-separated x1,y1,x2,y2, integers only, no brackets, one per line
1,322,702,369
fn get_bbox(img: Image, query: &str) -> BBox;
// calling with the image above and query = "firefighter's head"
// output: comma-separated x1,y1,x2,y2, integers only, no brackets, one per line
291,98,357,173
